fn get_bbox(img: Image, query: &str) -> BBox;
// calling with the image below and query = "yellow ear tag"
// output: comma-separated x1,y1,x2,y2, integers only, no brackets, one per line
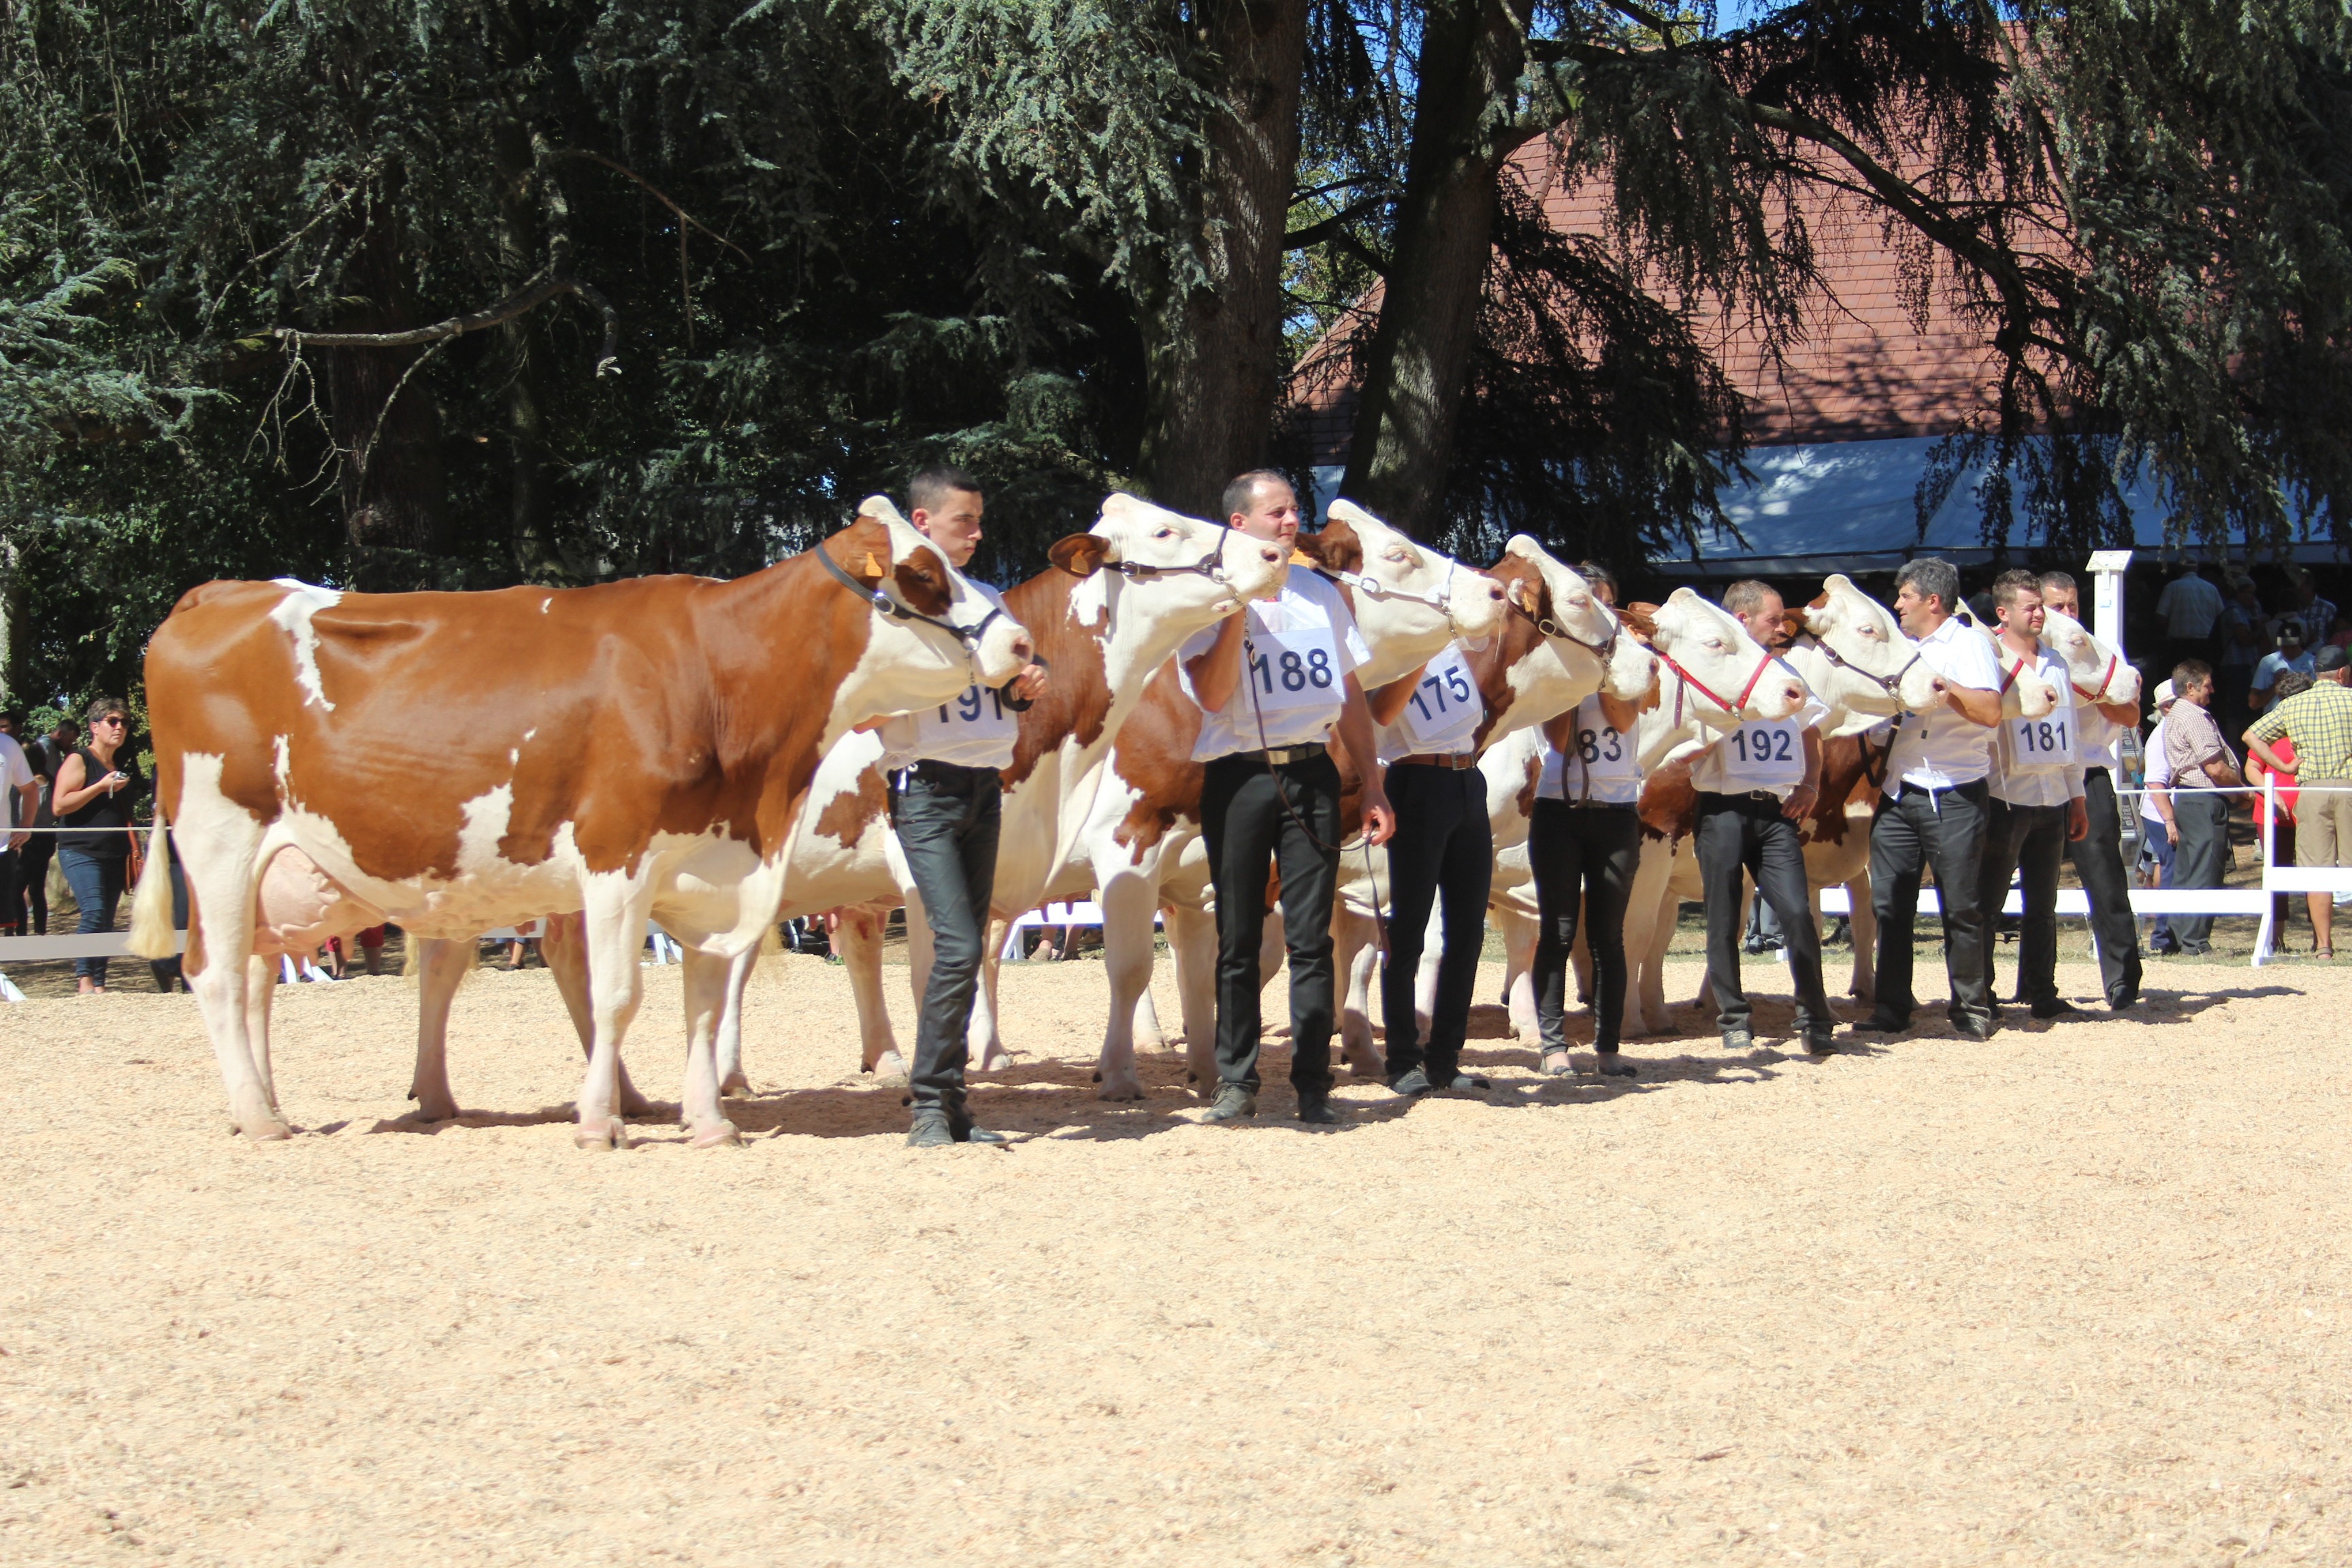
863,551,883,576
1288,549,1315,566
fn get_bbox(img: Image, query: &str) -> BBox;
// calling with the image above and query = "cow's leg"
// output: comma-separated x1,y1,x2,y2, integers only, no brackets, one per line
177,806,283,1140
966,917,1013,1073
1622,842,1680,1036
1164,902,1220,1091
544,912,651,1115
1094,873,1160,1100
1497,904,1541,1046
1569,909,1593,1009
1333,908,1382,1077
244,953,281,1115
715,945,757,1096
1132,975,1170,1053
834,914,904,1083
1845,868,1877,1004
676,945,741,1147
573,892,653,1151
406,937,474,1122
1411,901,1443,1047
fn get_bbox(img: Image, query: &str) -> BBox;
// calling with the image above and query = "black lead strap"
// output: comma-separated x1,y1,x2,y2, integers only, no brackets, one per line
813,537,1004,648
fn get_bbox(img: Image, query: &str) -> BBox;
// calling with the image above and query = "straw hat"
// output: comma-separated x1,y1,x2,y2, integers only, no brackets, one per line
2152,679,2178,710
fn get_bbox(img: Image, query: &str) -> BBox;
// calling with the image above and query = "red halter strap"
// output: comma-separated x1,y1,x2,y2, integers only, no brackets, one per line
1999,655,2029,693
2072,653,2118,703
1661,647,1776,715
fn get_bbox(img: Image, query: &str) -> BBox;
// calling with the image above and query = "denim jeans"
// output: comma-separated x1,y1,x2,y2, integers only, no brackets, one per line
888,766,1001,1114
59,845,128,984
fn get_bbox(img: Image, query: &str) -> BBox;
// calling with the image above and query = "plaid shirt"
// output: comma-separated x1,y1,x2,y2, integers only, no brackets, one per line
2249,680,2352,780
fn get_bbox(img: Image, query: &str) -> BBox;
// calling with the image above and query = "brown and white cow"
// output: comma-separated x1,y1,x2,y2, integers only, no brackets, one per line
131,501,1031,1145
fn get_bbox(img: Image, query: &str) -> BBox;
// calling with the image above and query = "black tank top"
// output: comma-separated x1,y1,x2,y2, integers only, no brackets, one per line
59,746,140,857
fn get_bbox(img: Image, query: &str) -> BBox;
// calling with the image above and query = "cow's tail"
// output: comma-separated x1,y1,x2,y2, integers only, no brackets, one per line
127,816,178,960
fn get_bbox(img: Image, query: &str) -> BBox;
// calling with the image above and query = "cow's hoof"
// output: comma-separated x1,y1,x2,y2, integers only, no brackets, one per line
574,1118,629,1152
870,1051,911,1088
973,1045,1013,1073
410,1095,460,1124
689,1121,742,1149
242,1120,295,1143
1095,1077,1146,1102
718,1071,752,1098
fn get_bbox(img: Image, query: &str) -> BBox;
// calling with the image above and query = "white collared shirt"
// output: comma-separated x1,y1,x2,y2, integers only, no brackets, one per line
1886,615,2002,789
1179,570,1370,761
1686,657,1827,798
2144,716,2176,789
1989,643,2087,808
879,583,1022,771
2074,700,2121,772
1537,694,1642,804
1375,640,1483,764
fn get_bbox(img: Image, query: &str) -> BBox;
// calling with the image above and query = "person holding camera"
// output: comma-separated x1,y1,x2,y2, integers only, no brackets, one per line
51,697,146,994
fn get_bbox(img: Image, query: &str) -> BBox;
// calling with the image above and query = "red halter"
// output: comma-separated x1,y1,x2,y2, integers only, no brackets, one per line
1661,647,1778,715
2072,653,2119,703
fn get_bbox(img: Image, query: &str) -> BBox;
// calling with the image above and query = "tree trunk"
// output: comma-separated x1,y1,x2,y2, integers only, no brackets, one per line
1133,0,1311,520
1340,0,1529,532
491,120,557,578
328,203,450,564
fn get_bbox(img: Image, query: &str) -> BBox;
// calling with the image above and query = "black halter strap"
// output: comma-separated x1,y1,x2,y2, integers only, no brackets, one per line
1104,522,1232,585
814,538,1004,648
1803,632,1921,700
1509,592,1623,666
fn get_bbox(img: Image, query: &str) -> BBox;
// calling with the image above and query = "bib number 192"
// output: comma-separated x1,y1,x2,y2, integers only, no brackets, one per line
1729,727,1795,765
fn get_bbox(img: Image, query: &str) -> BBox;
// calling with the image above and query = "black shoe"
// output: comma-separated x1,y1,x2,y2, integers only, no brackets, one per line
1595,1053,1638,1078
2180,944,2211,957
1804,1031,1838,1056
1436,1072,1492,1093
1950,1017,1994,1041
1294,1092,1341,1125
1388,1067,1433,1098
1721,1028,1755,1051
2108,991,2139,1011
2146,939,2179,956
906,1112,955,1149
2029,999,2080,1020
1201,1085,1257,1123
1852,1013,1907,1034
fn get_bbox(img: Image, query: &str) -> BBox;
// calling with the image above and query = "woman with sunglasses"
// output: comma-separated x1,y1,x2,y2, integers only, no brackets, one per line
50,698,146,994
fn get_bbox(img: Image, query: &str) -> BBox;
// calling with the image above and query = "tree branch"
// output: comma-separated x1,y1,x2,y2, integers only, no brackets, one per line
271,272,621,376
1284,194,1390,252
547,148,751,264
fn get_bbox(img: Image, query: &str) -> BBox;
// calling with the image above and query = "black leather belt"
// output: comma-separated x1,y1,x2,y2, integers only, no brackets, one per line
1699,788,1784,806
1225,742,1326,765
1393,751,1478,770
895,759,995,789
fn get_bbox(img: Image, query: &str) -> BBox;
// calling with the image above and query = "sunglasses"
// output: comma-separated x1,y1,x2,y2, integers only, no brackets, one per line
95,715,127,727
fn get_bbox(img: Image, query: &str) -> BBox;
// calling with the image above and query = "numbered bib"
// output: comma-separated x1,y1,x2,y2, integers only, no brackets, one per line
1238,625,1343,717
2008,709,2078,772
1396,642,1482,753
907,681,1021,768
1540,696,1639,803
1722,718,1806,788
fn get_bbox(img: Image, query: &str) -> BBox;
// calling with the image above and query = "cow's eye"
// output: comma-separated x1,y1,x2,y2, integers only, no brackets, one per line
1385,548,1411,565
1704,637,1726,651
1861,623,1880,637
1154,527,1175,540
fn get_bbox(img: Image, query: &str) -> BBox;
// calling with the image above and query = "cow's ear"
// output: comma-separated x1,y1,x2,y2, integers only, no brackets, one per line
1050,534,1110,578
1294,519,1362,576
1824,572,1854,596
1507,576,1544,618
827,515,894,585
1780,608,1809,643
1620,602,1660,641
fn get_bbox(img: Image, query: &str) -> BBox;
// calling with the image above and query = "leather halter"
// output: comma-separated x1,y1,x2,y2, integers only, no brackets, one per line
1105,522,1232,585
815,539,1005,652
2072,651,2121,703
1803,631,1923,701
1318,554,1469,624
1506,583,1624,667
1660,646,1778,715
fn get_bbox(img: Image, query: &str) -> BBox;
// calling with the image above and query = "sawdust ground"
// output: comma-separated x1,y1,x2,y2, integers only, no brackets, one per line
2,949,2347,1567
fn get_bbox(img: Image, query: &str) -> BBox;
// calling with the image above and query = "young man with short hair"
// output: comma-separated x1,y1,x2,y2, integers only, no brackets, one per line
1183,470,1394,1125
877,464,1049,1147
2244,642,2352,959
2037,572,2142,1007
1689,579,1835,1054
1976,571,2089,1017
1859,557,2004,1039
2161,659,2244,957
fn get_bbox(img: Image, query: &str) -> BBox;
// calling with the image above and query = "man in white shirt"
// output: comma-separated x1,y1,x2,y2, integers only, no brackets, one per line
1181,470,1394,1125
2039,572,2144,1008
2140,680,2183,955
1975,571,2090,1019
1857,557,2005,1039
1689,580,1836,1054
878,466,1048,1148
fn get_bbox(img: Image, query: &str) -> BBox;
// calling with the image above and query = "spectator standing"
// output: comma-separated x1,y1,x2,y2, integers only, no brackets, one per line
1976,571,2090,1017
15,717,78,934
2039,572,2144,1009
51,697,145,994
2160,661,2244,957
2243,644,2352,959
2218,576,2266,736
1858,557,2005,1041
2155,562,2225,674
0,710,36,938
2141,681,2183,954
2247,670,2310,942
2282,568,2339,649
2251,622,2316,714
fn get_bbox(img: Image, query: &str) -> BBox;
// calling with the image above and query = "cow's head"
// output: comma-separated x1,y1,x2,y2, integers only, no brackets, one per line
2038,607,2141,706
1294,502,1507,670
1047,493,1286,632
1965,615,2060,719
1791,573,1940,717
832,498,1032,700
1649,588,1807,723
1497,536,1654,702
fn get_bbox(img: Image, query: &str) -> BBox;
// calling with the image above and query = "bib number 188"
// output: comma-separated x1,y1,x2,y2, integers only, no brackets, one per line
1248,644,1335,694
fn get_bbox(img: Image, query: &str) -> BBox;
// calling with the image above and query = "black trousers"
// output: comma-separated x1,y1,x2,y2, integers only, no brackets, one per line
1695,794,1833,1038
889,766,1002,1114
16,832,52,932
1869,779,1994,1030
1978,797,2068,1009
2171,791,2231,950
1380,762,1493,1083
1200,751,1343,1097
2068,768,2142,1004
1529,800,1641,1054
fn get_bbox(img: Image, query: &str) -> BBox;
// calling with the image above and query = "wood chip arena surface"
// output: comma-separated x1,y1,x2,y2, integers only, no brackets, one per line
3,954,2347,1567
